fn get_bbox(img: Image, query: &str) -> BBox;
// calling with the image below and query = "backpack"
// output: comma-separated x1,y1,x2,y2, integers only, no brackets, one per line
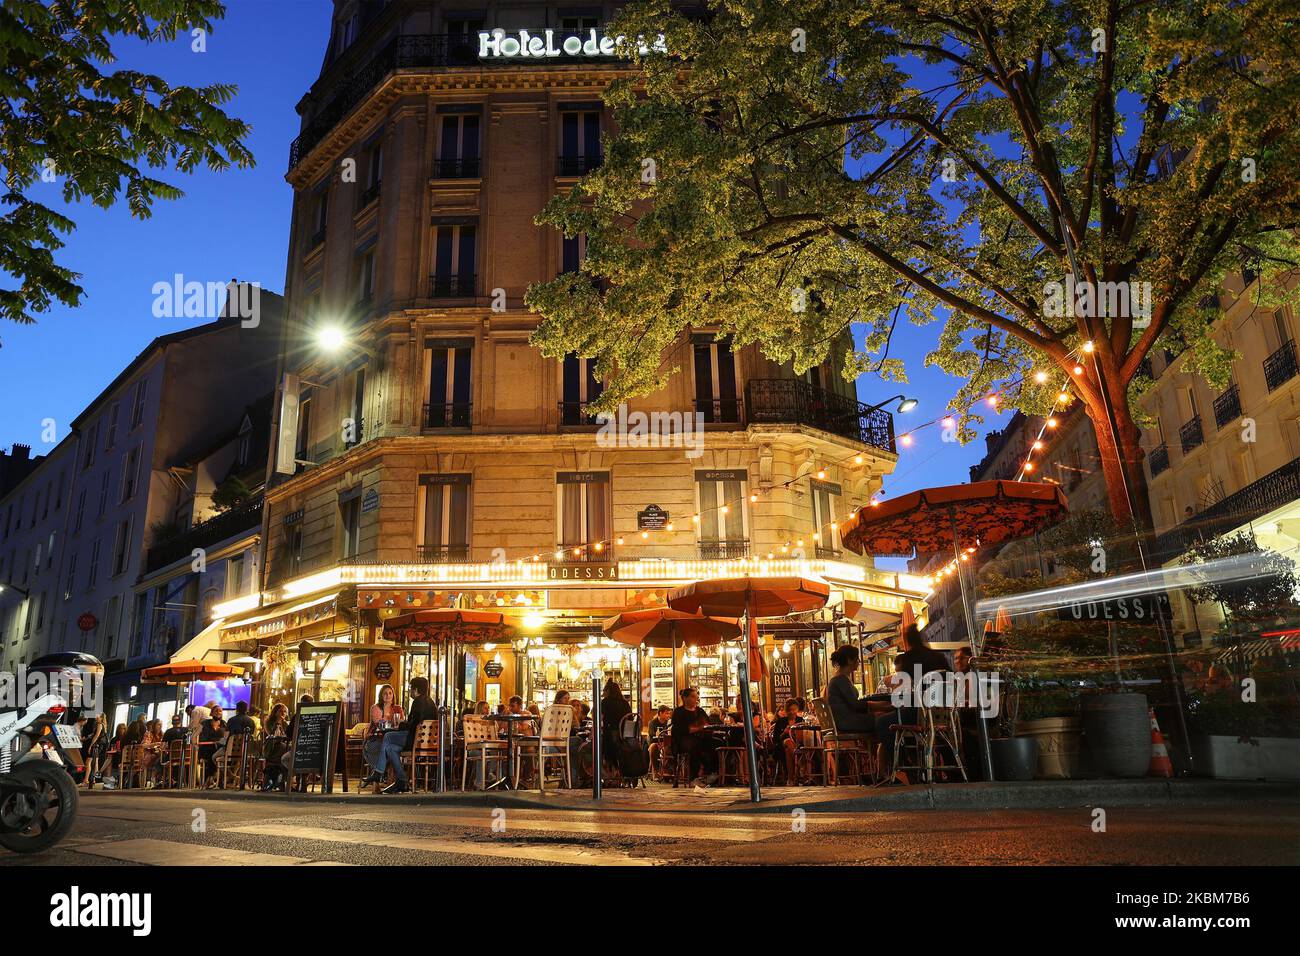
615,738,650,779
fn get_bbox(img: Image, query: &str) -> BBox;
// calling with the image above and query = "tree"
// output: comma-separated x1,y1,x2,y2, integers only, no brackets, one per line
0,0,252,338
1179,530,1300,632
525,0,1300,529
209,474,252,512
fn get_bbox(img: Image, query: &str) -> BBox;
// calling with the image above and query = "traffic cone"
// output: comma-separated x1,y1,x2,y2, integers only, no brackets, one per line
1149,709,1173,778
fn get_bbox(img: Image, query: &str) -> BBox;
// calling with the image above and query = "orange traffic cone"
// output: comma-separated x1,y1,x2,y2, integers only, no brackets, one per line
1149,709,1173,778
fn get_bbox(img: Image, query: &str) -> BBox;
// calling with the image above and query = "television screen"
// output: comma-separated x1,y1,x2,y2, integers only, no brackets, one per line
189,678,251,712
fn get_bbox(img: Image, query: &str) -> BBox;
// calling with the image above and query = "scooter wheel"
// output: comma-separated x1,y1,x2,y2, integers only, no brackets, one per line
0,761,79,854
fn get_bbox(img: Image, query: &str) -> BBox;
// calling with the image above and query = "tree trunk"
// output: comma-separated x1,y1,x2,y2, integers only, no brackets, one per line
1081,386,1154,535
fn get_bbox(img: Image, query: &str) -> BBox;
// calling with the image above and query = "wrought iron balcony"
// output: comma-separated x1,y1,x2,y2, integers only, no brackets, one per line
1154,455,1300,562
557,154,603,177
1148,443,1170,477
693,398,743,425
1265,340,1298,392
144,499,263,574
1179,415,1204,453
699,539,750,560
423,402,472,429
558,401,602,426
417,544,470,564
1212,384,1241,429
744,379,897,454
428,274,476,298
289,34,479,170
433,157,481,179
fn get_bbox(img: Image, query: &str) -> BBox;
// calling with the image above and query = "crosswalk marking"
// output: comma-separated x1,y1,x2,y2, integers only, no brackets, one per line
221,823,660,865
340,808,780,842
73,838,317,867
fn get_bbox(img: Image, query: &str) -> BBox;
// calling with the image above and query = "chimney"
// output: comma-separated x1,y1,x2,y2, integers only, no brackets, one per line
11,443,30,461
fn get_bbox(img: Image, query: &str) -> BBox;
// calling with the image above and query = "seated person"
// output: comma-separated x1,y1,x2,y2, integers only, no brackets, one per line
671,687,718,785
196,712,227,785
225,700,257,738
647,704,672,778
769,698,805,783
874,625,949,780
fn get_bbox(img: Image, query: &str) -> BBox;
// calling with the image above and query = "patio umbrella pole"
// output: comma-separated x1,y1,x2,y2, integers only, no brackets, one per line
740,591,762,803
950,507,995,781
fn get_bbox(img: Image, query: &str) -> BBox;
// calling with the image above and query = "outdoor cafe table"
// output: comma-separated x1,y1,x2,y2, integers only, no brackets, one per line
486,713,537,789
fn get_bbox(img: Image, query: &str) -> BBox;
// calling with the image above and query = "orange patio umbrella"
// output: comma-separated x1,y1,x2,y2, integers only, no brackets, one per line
603,608,742,707
141,660,245,685
667,575,830,802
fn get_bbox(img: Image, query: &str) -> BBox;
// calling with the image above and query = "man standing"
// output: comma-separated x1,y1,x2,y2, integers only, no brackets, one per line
365,677,437,794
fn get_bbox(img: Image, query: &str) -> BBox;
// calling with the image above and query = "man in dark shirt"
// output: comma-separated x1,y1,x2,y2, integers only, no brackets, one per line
877,626,951,776
367,677,437,794
225,700,256,738
197,713,226,784
670,687,717,784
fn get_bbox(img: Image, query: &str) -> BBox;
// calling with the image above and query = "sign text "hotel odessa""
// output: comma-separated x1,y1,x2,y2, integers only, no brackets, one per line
478,28,667,59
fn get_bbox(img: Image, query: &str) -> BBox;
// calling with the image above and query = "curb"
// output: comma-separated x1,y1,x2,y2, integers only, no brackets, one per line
82,778,1300,814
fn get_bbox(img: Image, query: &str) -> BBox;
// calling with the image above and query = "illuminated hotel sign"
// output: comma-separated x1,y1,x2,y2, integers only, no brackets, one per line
478,28,666,60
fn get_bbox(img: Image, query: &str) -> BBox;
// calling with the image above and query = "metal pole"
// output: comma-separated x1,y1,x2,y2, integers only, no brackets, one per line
950,507,995,781
590,676,602,799
739,594,762,802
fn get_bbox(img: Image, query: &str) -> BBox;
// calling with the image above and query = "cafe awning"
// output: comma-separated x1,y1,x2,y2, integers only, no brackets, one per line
219,591,342,645
170,617,226,664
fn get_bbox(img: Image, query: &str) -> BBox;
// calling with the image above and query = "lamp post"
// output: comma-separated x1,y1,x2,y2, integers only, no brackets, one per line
861,394,919,416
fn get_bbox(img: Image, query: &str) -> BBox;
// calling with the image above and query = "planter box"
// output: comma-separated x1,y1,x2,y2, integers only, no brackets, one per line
1191,734,1300,781
1017,717,1082,779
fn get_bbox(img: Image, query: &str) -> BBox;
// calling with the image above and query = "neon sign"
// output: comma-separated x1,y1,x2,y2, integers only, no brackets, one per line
478,28,666,60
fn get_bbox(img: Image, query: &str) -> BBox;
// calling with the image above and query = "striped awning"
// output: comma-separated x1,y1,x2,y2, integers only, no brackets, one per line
1213,638,1288,665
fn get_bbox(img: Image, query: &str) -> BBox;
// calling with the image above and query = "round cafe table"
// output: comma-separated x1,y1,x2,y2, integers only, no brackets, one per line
486,713,537,790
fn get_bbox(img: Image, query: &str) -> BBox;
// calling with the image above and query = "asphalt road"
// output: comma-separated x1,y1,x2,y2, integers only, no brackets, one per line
3,792,1297,866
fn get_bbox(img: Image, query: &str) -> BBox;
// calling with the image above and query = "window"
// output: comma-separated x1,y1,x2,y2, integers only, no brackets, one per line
558,106,601,175
236,416,252,467
41,482,50,519
557,471,610,553
356,247,376,303
33,591,43,633
30,490,39,527
693,335,740,423
360,139,383,203
436,111,480,178
418,475,470,562
423,340,472,428
120,445,141,502
339,491,362,560
695,470,748,557
810,478,840,556
72,489,85,535
309,185,329,246
443,17,484,62
130,379,148,429
345,368,366,447
559,13,600,32
103,595,120,659
429,222,476,296
87,539,101,590
281,516,304,581
226,552,246,596
112,518,132,576
21,597,31,638
105,402,120,450
295,391,313,464
130,593,149,659
561,355,603,424
335,10,358,56
55,472,65,511
562,233,587,274
97,471,109,517
81,422,98,470
64,553,76,601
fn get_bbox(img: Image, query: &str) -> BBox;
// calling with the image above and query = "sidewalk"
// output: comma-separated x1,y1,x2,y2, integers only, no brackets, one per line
84,778,1300,815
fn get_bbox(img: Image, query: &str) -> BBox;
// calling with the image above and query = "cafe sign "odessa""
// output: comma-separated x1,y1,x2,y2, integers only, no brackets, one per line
478,28,667,59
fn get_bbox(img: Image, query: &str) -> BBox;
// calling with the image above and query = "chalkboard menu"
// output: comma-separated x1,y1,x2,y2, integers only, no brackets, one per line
288,701,343,794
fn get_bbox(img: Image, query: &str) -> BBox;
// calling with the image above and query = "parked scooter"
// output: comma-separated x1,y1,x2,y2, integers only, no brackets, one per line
0,692,81,853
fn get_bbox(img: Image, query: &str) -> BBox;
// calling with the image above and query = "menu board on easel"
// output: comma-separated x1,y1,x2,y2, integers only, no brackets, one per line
287,701,343,794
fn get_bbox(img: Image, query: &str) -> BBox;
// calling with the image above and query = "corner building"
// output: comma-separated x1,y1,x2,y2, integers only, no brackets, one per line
212,0,927,721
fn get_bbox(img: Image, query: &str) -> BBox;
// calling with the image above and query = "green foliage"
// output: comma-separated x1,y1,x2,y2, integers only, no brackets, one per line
525,0,1300,444
1186,690,1300,738
1179,531,1300,625
0,0,252,336
210,474,252,512
1038,508,1140,573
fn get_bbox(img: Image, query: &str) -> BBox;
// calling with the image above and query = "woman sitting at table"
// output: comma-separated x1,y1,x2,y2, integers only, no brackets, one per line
599,679,631,758
373,684,406,726
261,704,290,791
140,718,164,787
826,645,875,734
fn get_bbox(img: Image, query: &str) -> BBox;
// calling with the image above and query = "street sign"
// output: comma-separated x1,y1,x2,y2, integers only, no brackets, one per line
77,613,97,633
637,504,669,530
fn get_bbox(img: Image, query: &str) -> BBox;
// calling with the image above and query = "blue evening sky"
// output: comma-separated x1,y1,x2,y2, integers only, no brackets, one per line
0,0,1007,570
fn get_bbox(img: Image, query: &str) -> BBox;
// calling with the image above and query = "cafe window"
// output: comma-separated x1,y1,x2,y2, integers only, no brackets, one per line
810,478,840,556
561,355,603,424
436,110,481,178
339,489,362,560
423,339,473,428
695,470,748,556
430,222,476,296
558,104,601,175
693,335,740,423
557,471,610,550
418,475,471,562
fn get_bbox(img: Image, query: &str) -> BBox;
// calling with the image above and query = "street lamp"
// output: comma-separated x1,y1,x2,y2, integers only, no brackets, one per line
864,394,919,415
316,325,348,353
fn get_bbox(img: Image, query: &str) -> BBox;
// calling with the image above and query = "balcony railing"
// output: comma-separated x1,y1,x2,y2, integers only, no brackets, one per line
1265,340,1298,392
558,401,602,426
417,544,470,563
744,379,897,454
1154,455,1300,562
699,539,750,560
1179,415,1204,453
1212,384,1241,429
1148,443,1170,477
144,499,263,574
433,157,481,179
289,34,479,170
557,154,603,177
423,402,472,429
428,274,476,298
693,397,743,425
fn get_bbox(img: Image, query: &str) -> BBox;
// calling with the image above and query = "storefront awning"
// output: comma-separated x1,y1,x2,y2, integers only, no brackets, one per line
170,617,225,664
219,591,341,645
